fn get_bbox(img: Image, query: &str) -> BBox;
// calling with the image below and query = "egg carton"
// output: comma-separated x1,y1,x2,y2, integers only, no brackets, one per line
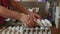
0,19,52,34
0,25,51,34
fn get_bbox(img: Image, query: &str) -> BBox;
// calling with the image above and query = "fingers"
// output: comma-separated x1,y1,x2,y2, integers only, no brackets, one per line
29,15,37,27
30,15,37,22
26,17,35,27
21,14,38,28
22,22,28,27
36,14,40,18
24,17,37,28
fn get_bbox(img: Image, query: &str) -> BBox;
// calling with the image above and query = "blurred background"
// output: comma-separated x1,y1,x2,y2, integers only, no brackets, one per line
0,0,60,34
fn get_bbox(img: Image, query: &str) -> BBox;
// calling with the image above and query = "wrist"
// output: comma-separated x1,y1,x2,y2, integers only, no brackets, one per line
25,11,32,15
19,13,25,21
27,12,32,15
16,13,23,21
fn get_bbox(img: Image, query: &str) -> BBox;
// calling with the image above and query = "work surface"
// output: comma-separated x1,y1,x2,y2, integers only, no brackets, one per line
51,26,60,34
0,26,51,34
0,26,60,34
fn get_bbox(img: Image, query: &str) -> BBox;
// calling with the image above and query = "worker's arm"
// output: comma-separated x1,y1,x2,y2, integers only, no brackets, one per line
8,0,42,20
0,6,21,20
8,0,31,14
0,6,36,27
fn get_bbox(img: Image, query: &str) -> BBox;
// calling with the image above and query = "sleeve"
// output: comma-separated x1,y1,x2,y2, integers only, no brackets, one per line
0,0,1,5
1,0,8,7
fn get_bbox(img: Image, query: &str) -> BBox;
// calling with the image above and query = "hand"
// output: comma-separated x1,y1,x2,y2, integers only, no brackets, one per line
20,13,37,27
29,13,41,22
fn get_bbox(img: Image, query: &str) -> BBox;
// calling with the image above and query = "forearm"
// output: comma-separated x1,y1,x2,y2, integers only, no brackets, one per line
0,6,21,20
9,0,31,14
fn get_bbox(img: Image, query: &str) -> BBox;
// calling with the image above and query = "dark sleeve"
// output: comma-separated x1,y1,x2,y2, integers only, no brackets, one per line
1,0,8,7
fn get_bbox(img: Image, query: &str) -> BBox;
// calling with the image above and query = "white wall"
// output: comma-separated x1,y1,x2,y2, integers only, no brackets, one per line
14,0,21,1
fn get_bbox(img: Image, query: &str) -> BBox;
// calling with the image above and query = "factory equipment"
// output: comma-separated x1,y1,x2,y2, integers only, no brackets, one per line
0,1,53,34
0,19,52,34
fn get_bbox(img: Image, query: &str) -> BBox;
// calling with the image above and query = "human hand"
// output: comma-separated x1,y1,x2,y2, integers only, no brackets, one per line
29,12,42,22
20,13,37,27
